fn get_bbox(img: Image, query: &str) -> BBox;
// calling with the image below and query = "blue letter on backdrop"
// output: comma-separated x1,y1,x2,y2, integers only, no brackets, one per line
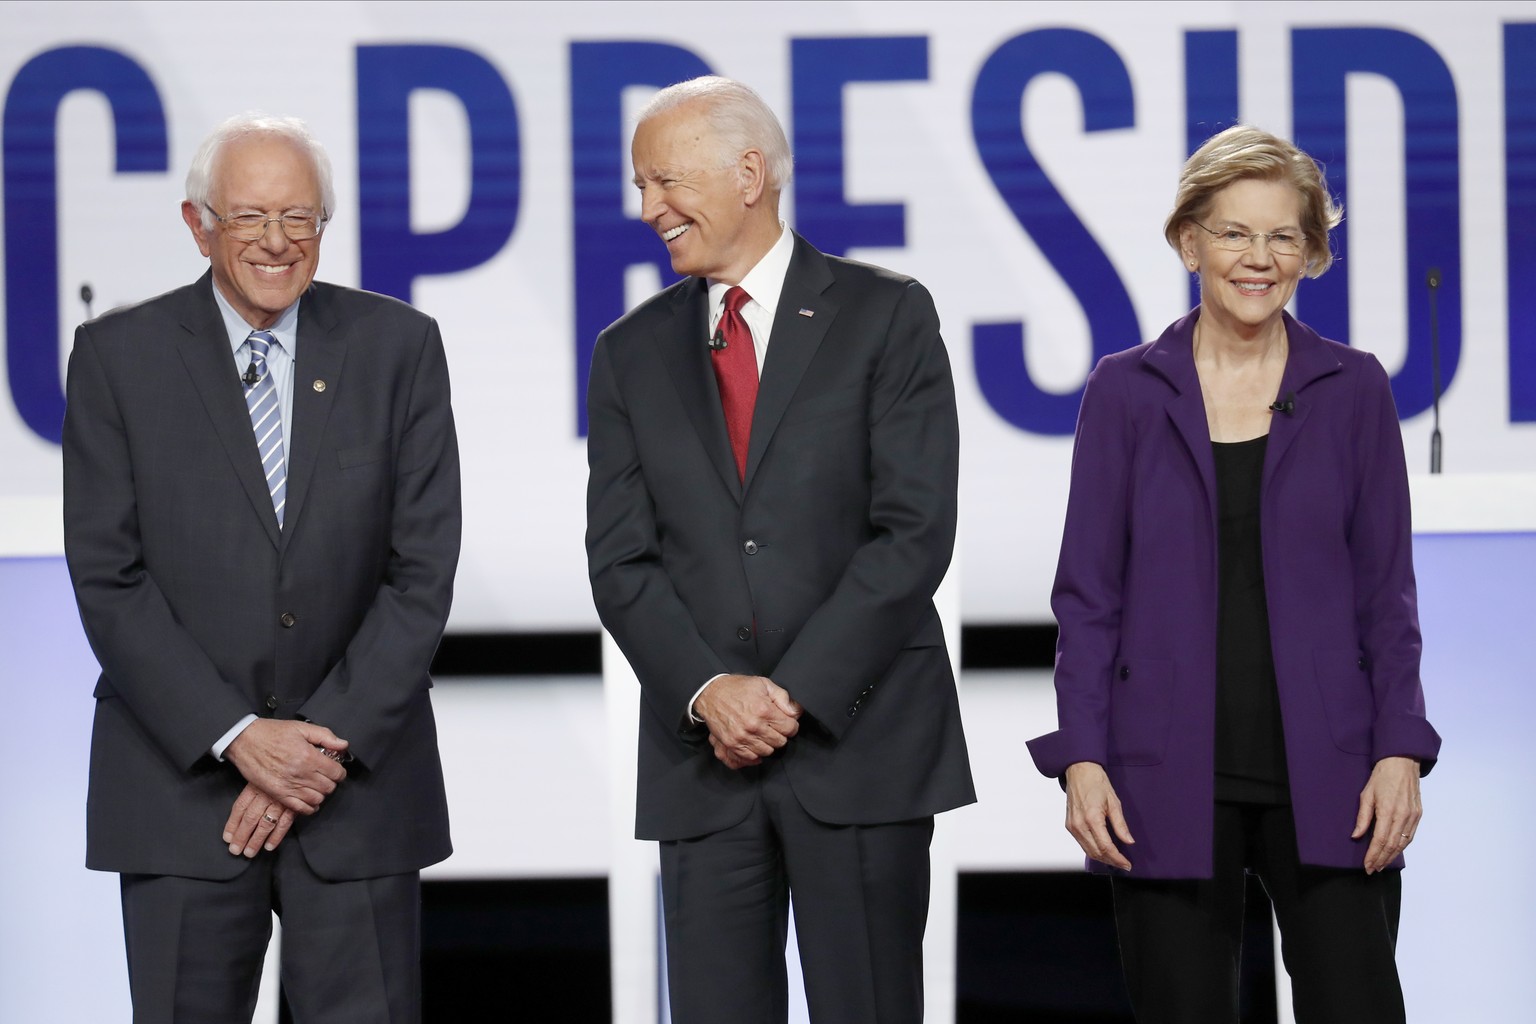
2,46,166,444
569,42,711,435
1507,23,1536,423
970,29,1141,436
791,36,928,258
1183,30,1239,312
1291,28,1461,420
356,45,520,305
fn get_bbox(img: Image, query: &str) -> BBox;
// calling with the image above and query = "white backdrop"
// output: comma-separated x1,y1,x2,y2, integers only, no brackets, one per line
3,1,1533,629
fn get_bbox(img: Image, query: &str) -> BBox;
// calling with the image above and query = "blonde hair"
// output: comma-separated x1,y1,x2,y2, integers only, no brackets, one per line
1164,125,1343,277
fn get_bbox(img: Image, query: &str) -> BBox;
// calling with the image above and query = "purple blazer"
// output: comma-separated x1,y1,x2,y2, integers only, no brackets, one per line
1026,309,1441,877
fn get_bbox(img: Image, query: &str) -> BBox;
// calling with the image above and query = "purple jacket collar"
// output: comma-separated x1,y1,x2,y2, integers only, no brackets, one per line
1140,308,1346,510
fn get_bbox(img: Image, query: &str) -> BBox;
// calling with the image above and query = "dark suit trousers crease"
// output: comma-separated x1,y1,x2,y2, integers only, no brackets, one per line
1112,802,1404,1024
120,836,421,1024
659,759,935,1024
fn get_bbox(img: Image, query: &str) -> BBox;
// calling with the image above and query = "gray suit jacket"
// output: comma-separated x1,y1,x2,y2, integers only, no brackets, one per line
64,272,459,881
587,234,975,841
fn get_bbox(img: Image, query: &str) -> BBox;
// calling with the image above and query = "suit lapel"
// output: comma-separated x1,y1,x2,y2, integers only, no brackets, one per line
1263,313,1342,495
281,284,346,545
1143,312,1219,525
174,273,282,548
657,278,742,498
743,236,836,489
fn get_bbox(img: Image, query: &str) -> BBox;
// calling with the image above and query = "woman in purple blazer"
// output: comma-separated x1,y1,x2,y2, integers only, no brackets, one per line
1026,126,1441,1022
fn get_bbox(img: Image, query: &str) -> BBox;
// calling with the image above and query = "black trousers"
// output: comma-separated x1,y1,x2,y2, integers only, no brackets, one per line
659,759,935,1024
120,837,421,1023
1112,802,1404,1024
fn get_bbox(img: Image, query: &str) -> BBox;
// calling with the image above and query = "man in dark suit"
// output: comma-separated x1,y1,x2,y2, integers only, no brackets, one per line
586,76,974,1023
63,113,459,1022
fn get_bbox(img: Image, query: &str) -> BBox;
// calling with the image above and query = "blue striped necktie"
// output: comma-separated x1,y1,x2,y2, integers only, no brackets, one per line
244,330,287,527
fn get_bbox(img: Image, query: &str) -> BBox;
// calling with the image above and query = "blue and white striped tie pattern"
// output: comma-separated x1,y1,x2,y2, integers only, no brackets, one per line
244,330,287,527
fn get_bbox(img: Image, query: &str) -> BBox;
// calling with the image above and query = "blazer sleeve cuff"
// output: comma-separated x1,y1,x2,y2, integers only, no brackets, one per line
1026,728,1107,780
1372,714,1443,776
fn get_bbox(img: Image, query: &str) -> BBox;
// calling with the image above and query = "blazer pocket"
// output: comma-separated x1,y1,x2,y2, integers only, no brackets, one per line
336,438,391,470
1313,646,1373,754
1106,655,1174,766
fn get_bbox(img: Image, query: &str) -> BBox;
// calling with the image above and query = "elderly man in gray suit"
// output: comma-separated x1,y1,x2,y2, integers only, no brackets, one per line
587,76,975,1023
64,113,459,1022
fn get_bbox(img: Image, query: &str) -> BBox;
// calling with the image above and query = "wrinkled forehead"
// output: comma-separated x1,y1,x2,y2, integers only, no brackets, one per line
632,107,726,175
211,135,322,207
1203,177,1305,227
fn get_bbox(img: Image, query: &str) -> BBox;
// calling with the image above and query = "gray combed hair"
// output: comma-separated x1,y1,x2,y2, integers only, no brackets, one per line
185,113,335,230
638,76,794,191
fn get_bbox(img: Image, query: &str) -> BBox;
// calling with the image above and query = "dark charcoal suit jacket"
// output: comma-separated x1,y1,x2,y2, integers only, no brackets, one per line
587,233,975,841
64,271,459,881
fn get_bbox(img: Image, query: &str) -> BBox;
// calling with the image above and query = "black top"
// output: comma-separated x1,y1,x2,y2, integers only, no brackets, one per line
1212,435,1290,804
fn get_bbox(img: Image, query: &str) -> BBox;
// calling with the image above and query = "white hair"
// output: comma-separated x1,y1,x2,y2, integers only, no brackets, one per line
638,76,794,191
185,113,335,230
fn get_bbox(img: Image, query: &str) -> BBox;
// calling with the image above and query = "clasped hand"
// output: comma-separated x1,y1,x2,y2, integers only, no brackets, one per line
221,719,349,857
695,674,802,770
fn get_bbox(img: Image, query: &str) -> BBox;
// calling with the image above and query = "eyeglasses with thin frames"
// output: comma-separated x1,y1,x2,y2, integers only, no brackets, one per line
1191,220,1304,257
205,205,328,242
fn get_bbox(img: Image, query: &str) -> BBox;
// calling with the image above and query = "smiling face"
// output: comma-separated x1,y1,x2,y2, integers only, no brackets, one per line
630,100,777,284
181,134,323,329
1181,177,1308,340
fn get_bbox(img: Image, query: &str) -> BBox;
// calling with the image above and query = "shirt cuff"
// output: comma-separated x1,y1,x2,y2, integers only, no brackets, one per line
211,714,259,761
688,674,730,725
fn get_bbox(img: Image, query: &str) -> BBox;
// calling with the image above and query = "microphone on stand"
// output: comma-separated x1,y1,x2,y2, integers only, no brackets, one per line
80,283,95,320
1426,267,1443,474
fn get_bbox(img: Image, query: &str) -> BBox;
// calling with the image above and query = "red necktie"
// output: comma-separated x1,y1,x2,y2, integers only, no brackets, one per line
711,286,758,481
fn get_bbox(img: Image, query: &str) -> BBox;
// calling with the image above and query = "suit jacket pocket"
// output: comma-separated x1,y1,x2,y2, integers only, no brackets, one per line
336,438,391,470
1313,646,1373,754
1106,655,1173,766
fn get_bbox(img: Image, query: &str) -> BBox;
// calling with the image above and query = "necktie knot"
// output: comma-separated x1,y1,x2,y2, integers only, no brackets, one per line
724,286,751,316
247,330,276,367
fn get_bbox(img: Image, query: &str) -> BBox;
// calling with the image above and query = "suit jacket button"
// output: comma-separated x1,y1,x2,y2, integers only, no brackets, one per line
743,540,758,555
737,626,752,641
280,612,297,628
265,695,280,711
1357,657,1366,670
1119,665,1130,680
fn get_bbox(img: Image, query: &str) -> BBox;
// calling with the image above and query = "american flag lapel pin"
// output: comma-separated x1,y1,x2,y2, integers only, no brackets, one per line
797,307,814,318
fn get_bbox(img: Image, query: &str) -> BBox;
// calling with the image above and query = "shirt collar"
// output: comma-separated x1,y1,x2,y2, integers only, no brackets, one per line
211,281,300,358
707,222,792,322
